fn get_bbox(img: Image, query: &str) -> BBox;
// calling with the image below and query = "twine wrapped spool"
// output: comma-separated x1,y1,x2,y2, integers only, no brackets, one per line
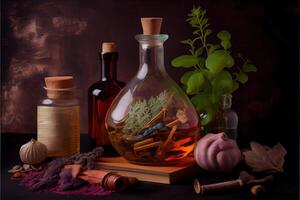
38,76,80,157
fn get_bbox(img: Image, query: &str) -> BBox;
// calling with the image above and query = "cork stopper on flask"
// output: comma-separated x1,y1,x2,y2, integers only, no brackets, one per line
102,42,116,54
45,76,74,89
141,18,162,35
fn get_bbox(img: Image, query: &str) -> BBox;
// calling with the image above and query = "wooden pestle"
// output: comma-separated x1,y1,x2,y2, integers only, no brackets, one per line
193,171,273,195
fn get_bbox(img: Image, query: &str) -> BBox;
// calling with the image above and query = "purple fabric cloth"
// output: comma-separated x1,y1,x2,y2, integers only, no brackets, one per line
19,170,111,196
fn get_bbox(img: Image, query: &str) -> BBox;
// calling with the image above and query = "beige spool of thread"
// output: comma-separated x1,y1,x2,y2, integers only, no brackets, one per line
37,76,80,157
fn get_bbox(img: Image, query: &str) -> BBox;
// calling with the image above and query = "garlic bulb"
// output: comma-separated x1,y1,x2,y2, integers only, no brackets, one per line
194,133,241,172
19,139,48,165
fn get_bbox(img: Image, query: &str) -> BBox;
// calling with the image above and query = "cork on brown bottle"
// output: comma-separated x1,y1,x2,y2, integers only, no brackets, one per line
102,42,116,54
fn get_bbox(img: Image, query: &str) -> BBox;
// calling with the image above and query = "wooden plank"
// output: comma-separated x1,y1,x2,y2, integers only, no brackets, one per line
95,156,200,184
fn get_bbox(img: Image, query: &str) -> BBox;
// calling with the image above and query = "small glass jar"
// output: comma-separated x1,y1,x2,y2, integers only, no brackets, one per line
222,94,238,139
37,76,80,157
207,94,238,140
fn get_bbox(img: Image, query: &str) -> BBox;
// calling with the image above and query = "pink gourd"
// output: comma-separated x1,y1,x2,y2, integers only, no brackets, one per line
194,132,241,172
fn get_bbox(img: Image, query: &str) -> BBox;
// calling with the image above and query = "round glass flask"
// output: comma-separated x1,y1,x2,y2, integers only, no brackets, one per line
105,18,200,165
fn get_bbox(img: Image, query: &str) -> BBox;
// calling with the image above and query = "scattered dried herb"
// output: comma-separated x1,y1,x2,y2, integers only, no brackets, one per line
30,147,104,191
58,168,85,191
243,142,287,173
8,164,41,173
123,91,169,133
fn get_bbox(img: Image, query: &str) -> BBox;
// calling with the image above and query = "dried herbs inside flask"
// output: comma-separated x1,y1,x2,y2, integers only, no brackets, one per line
105,18,200,165
38,76,80,157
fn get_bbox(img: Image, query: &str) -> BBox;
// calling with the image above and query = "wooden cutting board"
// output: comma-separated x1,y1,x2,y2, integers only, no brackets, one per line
95,157,200,184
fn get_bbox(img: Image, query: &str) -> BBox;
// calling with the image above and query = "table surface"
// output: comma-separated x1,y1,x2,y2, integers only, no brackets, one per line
1,133,298,200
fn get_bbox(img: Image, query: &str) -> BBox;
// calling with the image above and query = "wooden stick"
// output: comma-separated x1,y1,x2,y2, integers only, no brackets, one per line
155,125,178,159
194,178,243,195
165,109,187,128
247,175,273,186
166,119,180,127
193,172,273,195
134,141,162,152
163,125,177,148
133,138,154,149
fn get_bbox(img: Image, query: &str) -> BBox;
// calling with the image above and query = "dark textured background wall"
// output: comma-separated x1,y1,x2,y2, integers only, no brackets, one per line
1,0,298,150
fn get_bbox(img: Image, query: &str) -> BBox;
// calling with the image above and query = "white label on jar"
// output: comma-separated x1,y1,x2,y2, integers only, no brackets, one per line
37,106,80,157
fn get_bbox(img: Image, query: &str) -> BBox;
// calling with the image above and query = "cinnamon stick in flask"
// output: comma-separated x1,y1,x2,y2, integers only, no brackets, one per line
37,76,80,157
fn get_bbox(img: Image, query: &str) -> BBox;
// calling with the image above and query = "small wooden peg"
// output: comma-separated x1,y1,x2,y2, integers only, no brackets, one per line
166,110,187,128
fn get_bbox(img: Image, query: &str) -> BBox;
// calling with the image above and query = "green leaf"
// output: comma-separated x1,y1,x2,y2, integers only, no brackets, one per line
171,55,198,68
200,109,215,125
225,53,234,68
201,18,208,25
208,44,220,55
186,71,205,95
191,93,209,111
202,69,215,80
191,7,201,16
237,72,248,84
180,71,195,85
205,50,233,74
221,40,231,50
242,64,257,72
231,81,239,93
217,30,231,41
192,30,201,35
195,47,204,56
180,39,192,45
198,57,206,68
211,70,233,99
205,29,212,37
202,23,210,30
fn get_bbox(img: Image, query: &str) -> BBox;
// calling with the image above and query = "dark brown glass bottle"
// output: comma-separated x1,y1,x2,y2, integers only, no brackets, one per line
88,43,123,149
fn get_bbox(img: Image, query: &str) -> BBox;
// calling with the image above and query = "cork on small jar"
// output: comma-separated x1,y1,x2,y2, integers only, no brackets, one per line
44,76,74,99
45,76,74,89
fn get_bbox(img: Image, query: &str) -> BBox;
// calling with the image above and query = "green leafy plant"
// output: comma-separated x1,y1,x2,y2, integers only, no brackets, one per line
171,6,257,125
123,91,168,134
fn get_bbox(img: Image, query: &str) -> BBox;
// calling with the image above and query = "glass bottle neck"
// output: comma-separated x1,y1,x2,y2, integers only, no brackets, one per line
139,43,166,73
100,52,118,81
136,34,168,76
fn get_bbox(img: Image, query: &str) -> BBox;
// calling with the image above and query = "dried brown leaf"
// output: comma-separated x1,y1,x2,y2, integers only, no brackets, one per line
267,143,286,172
243,142,287,173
